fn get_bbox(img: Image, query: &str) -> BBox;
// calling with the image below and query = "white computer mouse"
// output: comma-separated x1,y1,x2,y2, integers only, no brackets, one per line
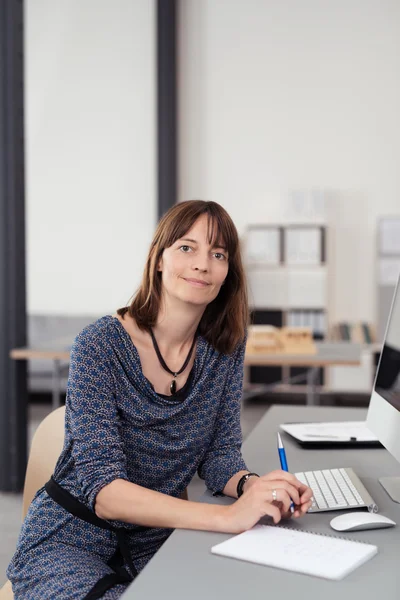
330,512,396,532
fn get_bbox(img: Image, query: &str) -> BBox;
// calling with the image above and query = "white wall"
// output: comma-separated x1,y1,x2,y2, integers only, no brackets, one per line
179,0,400,324
25,0,156,315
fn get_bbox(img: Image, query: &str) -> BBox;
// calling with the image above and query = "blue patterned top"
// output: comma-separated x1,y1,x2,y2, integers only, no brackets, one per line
8,315,248,576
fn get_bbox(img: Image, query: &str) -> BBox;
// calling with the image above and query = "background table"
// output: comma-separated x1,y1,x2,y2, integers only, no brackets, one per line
244,342,362,404
121,404,400,600
10,337,72,409
10,340,363,408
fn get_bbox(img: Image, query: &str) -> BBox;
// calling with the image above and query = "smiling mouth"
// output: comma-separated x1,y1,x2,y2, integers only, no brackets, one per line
183,278,210,287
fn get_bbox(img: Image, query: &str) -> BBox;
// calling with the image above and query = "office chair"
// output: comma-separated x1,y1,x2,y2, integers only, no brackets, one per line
0,405,188,598
0,405,65,599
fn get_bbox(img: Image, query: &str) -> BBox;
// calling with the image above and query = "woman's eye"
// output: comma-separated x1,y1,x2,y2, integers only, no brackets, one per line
179,245,192,253
214,252,226,260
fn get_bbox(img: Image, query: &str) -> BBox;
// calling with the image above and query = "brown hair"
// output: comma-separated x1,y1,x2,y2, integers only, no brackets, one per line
117,200,248,354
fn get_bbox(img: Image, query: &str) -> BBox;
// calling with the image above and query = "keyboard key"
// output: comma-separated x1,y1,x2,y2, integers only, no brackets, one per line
331,469,358,506
295,467,371,511
321,470,347,505
315,495,328,509
339,469,364,504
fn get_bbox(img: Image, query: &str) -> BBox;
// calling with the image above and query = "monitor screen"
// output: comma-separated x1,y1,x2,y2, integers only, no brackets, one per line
367,278,400,502
374,282,400,412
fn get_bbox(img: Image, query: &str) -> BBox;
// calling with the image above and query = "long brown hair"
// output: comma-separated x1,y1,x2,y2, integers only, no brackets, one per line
117,200,248,354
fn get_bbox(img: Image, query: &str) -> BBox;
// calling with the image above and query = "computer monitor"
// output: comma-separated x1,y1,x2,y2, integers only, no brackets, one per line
367,275,400,503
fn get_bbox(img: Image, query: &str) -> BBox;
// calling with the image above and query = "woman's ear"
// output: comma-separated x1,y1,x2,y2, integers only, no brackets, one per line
157,256,163,272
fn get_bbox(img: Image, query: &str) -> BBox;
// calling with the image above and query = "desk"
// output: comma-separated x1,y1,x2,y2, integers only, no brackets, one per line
10,341,363,408
121,405,400,600
244,342,362,405
10,337,72,409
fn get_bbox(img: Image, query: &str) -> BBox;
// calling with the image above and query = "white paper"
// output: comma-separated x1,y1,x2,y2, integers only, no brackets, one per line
280,421,378,442
246,228,280,264
285,228,321,265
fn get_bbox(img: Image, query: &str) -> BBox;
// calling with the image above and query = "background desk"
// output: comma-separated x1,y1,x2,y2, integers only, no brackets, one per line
10,338,72,409
10,340,363,408
122,405,400,600
244,342,362,405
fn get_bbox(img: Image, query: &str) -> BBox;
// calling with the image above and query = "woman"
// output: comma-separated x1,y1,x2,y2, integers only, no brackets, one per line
7,200,312,599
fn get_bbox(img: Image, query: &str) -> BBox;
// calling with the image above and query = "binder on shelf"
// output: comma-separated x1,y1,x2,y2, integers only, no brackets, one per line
287,310,326,337
362,323,373,344
339,323,351,341
334,322,375,344
246,226,281,265
284,226,324,265
316,311,326,336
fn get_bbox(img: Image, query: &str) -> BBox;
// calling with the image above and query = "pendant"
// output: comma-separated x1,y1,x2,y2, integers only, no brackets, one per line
170,378,177,395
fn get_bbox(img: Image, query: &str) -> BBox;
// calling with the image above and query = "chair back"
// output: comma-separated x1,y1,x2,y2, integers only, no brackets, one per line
0,406,65,599
22,405,65,518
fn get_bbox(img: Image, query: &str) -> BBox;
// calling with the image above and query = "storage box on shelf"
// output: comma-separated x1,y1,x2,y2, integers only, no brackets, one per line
246,325,316,356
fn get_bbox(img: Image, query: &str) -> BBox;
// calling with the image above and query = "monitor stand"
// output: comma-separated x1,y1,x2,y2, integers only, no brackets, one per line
379,477,400,503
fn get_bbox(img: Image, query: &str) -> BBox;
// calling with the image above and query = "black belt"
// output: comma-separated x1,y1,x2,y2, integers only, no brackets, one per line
45,476,138,599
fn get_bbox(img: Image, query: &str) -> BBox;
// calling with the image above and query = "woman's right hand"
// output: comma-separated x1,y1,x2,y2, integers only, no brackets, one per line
221,470,313,534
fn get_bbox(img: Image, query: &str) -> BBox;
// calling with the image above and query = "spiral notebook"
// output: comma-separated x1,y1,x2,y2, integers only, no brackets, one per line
211,524,378,580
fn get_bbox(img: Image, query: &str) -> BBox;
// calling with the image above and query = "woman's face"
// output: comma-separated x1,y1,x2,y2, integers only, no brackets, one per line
158,214,229,308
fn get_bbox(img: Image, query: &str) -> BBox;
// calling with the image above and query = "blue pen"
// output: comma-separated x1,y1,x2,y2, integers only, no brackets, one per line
277,432,295,513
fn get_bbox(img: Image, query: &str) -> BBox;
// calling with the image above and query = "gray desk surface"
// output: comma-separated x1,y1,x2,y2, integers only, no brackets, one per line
11,340,364,364
244,342,363,366
121,405,400,600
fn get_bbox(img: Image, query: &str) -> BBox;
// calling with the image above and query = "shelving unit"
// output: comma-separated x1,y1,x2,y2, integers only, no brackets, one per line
321,217,400,395
245,224,330,390
377,217,400,342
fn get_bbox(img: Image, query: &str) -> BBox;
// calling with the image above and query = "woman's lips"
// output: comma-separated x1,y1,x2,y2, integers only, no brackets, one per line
183,278,210,287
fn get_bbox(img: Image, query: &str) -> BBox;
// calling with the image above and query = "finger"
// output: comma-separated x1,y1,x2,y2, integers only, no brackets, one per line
299,485,313,502
270,488,292,514
263,502,282,524
299,500,313,515
290,505,305,518
261,471,305,491
266,481,301,506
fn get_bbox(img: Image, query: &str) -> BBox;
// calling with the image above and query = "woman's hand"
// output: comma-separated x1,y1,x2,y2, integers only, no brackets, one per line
222,470,313,534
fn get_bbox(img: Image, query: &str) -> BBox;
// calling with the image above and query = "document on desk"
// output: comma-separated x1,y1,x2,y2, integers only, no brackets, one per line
280,421,379,443
211,524,377,580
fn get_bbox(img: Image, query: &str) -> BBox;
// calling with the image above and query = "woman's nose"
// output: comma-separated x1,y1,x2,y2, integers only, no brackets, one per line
192,254,209,271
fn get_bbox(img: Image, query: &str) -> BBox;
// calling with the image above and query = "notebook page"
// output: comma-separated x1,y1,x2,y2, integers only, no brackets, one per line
211,525,377,580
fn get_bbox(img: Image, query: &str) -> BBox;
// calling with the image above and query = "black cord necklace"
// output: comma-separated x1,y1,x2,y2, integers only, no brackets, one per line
149,329,197,395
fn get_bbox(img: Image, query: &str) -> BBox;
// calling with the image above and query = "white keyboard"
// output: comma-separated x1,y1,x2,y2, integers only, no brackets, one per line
295,467,378,513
